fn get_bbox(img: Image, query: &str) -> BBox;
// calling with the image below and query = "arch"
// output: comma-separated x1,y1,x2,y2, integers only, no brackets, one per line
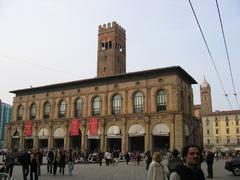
107,125,121,137
53,128,65,138
128,124,145,137
38,128,49,139
152,123,169,136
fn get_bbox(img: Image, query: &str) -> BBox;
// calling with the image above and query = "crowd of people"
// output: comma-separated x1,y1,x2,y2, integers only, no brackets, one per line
1,145,239,180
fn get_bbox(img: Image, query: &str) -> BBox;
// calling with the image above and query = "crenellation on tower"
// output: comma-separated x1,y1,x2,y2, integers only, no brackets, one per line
98,21,126,36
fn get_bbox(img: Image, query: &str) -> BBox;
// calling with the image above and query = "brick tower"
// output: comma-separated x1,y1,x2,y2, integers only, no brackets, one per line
200,77,213,115
97,21,126,77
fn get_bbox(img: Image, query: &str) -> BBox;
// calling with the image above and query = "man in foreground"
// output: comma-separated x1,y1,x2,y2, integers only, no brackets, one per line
170,144,205,180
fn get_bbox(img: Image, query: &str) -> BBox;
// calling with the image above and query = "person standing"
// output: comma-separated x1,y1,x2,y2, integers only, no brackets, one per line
59,150,66,175
37,149,43,176
125,152,130,164
98,151,104,166
30,151,39,180
104,151,111,166
5,149,15,178
19,150,31,180
169,144,205,180
206,150,214,178
148,151,167,180
145,151,152,170
47,149,54,174
167,149,183,173
67,149,75,176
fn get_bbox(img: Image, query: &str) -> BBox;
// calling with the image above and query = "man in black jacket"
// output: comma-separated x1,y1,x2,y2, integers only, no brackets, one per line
19,151,31,180
206,150,214,178
169,144,205,180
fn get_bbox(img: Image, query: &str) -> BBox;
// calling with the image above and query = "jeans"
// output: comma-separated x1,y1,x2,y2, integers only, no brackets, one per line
68,161,74,176
22,165,29,180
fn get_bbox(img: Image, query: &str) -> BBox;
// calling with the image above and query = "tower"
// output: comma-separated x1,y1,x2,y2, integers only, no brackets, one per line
200,78,212,115
97,21,126,77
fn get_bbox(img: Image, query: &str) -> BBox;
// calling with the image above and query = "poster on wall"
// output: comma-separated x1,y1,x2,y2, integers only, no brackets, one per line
88,117,98,136
24,121,32,136
70,118,80,136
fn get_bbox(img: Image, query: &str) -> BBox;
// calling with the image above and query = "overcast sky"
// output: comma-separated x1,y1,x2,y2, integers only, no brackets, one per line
0,0,239,111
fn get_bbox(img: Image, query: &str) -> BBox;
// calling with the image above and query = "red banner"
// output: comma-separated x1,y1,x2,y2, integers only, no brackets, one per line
88,117,98,136
70,119,80,136
24,121,32,136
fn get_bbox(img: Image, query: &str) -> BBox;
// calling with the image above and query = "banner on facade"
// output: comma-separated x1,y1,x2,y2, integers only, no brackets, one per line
70,118,80,136
24,121,32,136
88,117,98,136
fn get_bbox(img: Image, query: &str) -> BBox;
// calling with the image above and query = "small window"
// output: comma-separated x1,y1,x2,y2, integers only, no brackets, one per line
226,128,230,134
207,129,210,135
237,128,240,134
216,138,220,144
109,41,112,48
216,129,219,134
207,139,210,144
227,138,230,144
226,120,229,126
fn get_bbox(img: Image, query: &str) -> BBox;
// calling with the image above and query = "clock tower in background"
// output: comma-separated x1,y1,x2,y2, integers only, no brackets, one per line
97,22,126,77
200,77,213,115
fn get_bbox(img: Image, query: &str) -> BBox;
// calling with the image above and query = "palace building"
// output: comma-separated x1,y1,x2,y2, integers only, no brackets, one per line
5,22,200,153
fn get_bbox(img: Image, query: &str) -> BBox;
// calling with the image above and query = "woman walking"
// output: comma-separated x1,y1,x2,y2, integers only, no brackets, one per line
148,151,167,180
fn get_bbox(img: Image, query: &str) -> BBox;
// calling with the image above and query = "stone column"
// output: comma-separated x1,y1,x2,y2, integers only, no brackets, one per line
81,119,86,151
65,120,70,150
48,121,53,149
122,118,127,153
33,122,38,149
144,116,150,151
100,118,105,151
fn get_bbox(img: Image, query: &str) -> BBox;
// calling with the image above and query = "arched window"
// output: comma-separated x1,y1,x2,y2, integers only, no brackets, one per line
112,94,121,115
92,96,101,115
75,98,83,118
17,105,24,121
134,91,143,113
43,102,51,119
156,90,167,112
30,103,37,120
59,100,66,118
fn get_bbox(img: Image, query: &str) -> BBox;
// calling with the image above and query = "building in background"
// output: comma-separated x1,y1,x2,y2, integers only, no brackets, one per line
5,22,201,153
0,100,12,148
199,78,240,151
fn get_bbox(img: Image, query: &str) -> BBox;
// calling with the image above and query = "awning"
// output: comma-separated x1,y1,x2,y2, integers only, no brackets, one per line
152,123,169,136
39,128,49,139
128,124,145,137
53,128,65,138
107,125,121,138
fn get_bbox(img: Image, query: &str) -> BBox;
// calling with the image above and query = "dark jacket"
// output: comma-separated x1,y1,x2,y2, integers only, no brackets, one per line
19,152,30,167
173,165,205,180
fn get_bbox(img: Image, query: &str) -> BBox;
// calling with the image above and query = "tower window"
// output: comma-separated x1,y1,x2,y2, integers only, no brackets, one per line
101,43,105,50
105,42,108,49
103,67,106,72
109,41,112,48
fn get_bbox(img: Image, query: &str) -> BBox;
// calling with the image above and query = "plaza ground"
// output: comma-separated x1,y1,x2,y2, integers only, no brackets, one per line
2,159,239,180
